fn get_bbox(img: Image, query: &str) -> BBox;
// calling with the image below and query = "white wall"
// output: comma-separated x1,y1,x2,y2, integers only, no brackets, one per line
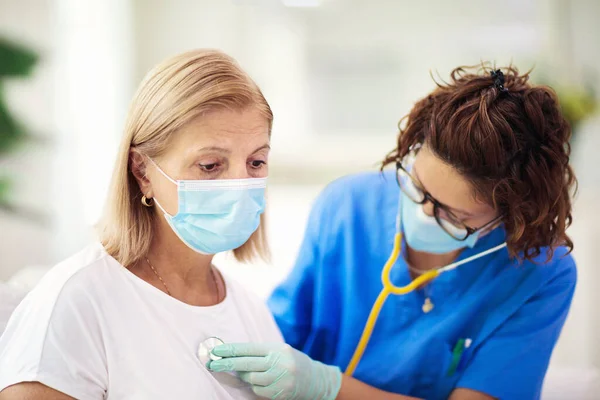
1,0,136,279
537,0,600,371
51,0,135,260
0,0,55,280
131,0,550,180
551,115,600,370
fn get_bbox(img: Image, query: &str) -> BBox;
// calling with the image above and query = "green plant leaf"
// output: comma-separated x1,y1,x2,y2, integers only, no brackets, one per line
555,88,598,130
0,94,27,156
0,37,39,221
0,39,38,77
0,177,11,206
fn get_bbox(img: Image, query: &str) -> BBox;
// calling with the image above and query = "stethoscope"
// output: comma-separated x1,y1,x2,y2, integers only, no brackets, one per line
197,195,507,376
344,194,507,376
198,336,225,367
198,336,251,389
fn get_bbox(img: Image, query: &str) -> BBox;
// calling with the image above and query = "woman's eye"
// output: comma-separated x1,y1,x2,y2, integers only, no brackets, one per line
199,163,219,172
438,208,460,223
250,160,267,168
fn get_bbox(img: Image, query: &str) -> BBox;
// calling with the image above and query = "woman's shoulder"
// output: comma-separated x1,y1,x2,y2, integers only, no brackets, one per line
519,245,577,284
539,246,577,287
8,243,120,328
310,169,398,221
31,243,118,301
0,243,113,398
320,169,396,201
298,169,399,251
482,228,576,286
487,244,578,305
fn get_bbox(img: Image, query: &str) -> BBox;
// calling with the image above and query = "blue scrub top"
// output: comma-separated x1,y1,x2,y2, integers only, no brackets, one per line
268,170,576,400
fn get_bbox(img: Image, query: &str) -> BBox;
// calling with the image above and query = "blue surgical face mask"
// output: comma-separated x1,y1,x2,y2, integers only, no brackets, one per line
401,191,480,254
149,160,266,255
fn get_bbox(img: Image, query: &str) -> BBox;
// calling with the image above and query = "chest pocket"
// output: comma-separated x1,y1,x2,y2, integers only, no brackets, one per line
406,337,462,400
356,321,463,399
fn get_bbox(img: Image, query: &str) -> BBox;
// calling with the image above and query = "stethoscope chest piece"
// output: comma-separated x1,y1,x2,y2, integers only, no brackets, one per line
197,336,225,367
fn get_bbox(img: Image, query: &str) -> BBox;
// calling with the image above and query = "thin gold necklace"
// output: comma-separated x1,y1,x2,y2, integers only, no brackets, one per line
144,257,221,303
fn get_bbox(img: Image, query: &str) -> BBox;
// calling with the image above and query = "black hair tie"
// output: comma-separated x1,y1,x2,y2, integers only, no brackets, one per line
491,69,508,92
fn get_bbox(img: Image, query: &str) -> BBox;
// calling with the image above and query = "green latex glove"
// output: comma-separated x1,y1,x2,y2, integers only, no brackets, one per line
209,343,342,400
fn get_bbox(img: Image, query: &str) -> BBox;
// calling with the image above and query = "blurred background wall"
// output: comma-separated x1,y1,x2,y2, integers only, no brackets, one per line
1,0,599,385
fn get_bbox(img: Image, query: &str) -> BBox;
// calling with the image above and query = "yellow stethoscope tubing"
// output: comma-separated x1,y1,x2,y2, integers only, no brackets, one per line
344,222,507,376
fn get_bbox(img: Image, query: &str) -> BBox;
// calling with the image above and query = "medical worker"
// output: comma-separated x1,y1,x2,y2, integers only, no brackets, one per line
208,65,578,400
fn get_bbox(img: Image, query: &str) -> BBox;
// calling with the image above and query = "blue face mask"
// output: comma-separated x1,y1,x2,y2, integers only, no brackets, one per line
401,191,480,254
150,160,266,255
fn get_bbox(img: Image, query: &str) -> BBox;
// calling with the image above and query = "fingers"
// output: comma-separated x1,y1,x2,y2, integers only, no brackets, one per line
209,356,269,373
253,385,285,400
238,371,274,387
211,343,273,358
241,371,292,400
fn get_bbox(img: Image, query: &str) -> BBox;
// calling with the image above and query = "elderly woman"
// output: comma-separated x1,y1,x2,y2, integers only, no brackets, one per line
0,50,282,399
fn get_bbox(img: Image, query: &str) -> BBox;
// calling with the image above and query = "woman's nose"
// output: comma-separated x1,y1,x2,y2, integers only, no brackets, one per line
224,162,251,180
421,199,435,217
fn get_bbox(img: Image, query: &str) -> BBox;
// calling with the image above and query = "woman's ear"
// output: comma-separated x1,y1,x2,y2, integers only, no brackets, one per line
129,149,152,197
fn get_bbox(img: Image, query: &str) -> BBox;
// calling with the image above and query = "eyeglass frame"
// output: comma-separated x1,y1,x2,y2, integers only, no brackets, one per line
395,156,502,241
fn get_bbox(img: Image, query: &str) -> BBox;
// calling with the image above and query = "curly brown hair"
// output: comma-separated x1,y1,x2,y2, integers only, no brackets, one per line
382,64,577,262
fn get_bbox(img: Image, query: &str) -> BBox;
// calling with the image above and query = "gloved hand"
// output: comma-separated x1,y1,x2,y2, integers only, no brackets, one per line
208,343,342,400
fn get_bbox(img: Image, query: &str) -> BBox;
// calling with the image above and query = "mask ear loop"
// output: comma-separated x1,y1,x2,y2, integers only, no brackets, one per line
395,189,402,233
152,197,171,217
146,157,177,217
147,158,178,185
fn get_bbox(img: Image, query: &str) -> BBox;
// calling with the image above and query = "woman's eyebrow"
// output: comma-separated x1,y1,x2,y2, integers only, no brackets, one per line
196,144,270,154
252,144,271,153
196,146,231,154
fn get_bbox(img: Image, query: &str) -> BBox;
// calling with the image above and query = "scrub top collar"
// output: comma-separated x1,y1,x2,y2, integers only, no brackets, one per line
394,216,508,302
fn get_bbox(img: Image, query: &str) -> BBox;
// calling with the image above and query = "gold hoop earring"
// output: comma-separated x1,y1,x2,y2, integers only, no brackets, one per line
141,195,154,207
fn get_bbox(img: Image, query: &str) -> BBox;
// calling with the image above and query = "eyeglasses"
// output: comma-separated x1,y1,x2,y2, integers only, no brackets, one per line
395,154,501,241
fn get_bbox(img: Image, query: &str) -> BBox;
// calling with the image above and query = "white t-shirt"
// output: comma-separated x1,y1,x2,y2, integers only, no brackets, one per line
0,243,283,400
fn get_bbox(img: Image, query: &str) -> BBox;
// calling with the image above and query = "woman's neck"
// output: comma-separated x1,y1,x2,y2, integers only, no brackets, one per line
131,219,222,306
146,242,214,286
405,246,462,273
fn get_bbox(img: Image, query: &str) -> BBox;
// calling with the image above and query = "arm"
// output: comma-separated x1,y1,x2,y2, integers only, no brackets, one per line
210,342,495,400
210,343,422,400
0,383,75,400
210,254,575,400
338,376,494,400
454,257,576,399
267,187,330,350
337,375,421,400
0,276,107,398
448,388,495,400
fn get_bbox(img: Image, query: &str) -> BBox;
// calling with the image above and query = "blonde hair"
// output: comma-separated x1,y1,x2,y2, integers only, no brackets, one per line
97,49,273,267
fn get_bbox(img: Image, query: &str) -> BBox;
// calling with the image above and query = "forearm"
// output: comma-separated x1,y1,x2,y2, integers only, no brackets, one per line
336,375,422,400
209,342,424,400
